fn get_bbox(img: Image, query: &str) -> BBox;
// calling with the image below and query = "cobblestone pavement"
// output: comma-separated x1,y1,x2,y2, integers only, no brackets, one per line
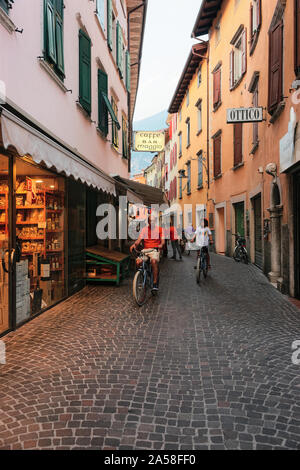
1,253,300,450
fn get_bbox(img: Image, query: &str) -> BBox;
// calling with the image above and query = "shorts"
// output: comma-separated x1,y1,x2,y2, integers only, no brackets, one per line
142,249,160,262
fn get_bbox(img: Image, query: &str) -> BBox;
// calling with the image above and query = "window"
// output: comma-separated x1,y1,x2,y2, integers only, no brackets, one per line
197,151,203,188
213,67,221,109
44,0,65,79
0,0,11,13
186,89,189,107
79,30,91,115
213,132,222,178
186,119,190,147
250,0,261,51
126,51,131,92
268,19,283,115
179,177,182,199
196,100,202,133
252,83,259,147
187,162,191,194
197,65,202,87
179,132,182,156
117,21,124,77
122,116,129,159
215,17,221,46
233,123,243,166
179,108,182,121
112,12,117,61
98,69,108,135
295,0,300,76
230,27,247,89
96,0,106,32
111,97,119,148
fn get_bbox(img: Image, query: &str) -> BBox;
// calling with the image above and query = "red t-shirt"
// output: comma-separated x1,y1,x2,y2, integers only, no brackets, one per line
169,226,178,241
140,226,163,249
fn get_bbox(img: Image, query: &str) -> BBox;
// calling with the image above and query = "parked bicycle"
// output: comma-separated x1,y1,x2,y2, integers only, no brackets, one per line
233,233,249,264
132,248,160,306
196,246,209,284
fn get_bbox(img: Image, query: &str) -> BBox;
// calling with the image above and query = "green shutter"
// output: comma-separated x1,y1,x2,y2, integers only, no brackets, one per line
55,14,65,75
126,51,131,92
45,0,57,63
0,0,9,13
107,0,113,50
98,69,108,135
55,0,64,18
79,30,92,115
116,21,123,75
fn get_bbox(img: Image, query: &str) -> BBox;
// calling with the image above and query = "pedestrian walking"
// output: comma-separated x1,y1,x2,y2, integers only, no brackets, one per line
169,217,182,261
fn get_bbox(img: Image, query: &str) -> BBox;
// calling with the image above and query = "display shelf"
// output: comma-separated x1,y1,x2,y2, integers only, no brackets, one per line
16,206,44,210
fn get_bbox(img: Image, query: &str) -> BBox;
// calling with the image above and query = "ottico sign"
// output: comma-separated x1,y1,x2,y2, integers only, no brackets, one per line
134,131,165,152
227,107,263,124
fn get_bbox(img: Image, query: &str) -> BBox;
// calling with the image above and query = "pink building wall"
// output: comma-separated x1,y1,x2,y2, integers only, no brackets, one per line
0,0,129,178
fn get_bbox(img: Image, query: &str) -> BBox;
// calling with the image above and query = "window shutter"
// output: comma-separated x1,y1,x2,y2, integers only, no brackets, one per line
126,51,131,92
0,0,9,13
242,29,247,75
45,0,57,63
107,0,113,50
295,0,300,75
213,69,221,106
98,69,108,135
55,14,65,75
116,21,123,75
79,30,92,115
250,3,254,38
268,21,283,113
230,50,234,89
213,135,221,177
257,0,261,29
55,0,64,17
234,123,243,166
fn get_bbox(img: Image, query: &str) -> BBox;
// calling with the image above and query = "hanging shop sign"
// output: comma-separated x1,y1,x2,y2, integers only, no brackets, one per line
134,131,165,152
227,107,264,123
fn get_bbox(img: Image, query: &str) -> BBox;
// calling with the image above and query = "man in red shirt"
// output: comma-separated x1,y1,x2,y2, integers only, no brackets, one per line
130,214,165,291
169,217,182,261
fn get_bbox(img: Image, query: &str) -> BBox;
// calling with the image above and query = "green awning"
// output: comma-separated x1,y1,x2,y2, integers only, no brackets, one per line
101,92,121,130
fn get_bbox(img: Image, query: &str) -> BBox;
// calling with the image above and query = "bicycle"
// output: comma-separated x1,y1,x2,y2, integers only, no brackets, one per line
233,233,249,264
196,246,209,284
132,248,160,306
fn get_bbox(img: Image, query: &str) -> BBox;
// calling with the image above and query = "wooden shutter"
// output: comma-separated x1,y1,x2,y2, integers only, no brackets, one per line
230,50,234,89
55,14,64,75
268,21,283,113
213,69,221,106
107,0,113,50
55,0,64,17
0,0,9,13
97,0,105,30
234,123,243,166
295,0,300,75
98,69,108,135
45,0,57,63
126,51,131,92
116,21,123,76
213,134,221,177
257,0,261,30
79,30,92,114
242,29,247,75
250,3,254,38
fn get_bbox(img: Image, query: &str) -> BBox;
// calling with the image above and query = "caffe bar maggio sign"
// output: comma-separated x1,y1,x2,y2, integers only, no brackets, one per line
134,131,165,152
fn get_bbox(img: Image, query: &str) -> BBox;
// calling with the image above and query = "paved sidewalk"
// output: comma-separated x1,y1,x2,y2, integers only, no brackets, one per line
1,253,300,450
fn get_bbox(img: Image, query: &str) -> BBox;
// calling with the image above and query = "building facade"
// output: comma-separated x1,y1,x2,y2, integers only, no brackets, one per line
0,0,147,335
165,114,178,206
192,0,300,299
168,43,209,230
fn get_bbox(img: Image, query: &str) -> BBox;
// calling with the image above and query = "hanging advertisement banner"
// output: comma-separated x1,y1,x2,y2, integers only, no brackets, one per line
134,131,165,152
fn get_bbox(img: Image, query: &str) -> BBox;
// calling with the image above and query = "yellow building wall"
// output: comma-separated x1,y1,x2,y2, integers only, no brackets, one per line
176,56,208,229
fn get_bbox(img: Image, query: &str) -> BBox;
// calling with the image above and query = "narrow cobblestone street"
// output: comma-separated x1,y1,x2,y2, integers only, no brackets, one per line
1,253,300,450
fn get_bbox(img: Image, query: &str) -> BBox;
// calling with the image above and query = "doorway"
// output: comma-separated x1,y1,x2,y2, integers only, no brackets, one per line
216,206,225,254
253,194,263,269
234,202,245,237
0,154,11,334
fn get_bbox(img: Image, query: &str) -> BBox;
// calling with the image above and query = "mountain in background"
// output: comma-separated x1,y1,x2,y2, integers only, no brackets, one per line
131,110,168,176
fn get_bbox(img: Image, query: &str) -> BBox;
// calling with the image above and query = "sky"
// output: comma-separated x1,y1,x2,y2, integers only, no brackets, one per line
133,0,202,122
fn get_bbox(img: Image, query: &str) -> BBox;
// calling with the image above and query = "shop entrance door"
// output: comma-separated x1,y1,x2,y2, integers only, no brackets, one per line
294,172,300,299
0,154,12,334
235,202,245,237
253,195,263,269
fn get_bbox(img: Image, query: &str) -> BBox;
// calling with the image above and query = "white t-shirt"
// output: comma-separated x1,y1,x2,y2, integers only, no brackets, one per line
195,226,212,247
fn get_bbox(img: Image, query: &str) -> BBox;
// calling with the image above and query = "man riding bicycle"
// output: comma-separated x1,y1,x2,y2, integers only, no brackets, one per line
192,218,213,269
130,214,165,291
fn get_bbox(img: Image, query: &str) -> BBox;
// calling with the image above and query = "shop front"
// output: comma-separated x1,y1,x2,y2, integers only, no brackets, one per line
0,107,116,336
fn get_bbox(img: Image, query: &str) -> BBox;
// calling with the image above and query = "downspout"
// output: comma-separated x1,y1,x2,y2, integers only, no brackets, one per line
127,1,147,174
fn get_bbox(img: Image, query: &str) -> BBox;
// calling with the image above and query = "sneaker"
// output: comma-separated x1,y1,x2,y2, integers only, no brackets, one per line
152,283,159,291
170,257,176,260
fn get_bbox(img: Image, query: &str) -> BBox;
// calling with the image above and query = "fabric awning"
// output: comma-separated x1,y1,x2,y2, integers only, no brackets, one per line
127,189,144,205
0,109,116,195
102,93,121,130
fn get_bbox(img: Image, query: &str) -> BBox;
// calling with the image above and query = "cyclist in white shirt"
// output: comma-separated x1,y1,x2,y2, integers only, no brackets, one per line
192,218,213,269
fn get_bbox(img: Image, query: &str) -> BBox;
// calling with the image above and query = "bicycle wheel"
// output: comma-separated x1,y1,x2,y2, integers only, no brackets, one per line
242,249,249,264
133,270,147,306
233,246,241,262
196,257,201,284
